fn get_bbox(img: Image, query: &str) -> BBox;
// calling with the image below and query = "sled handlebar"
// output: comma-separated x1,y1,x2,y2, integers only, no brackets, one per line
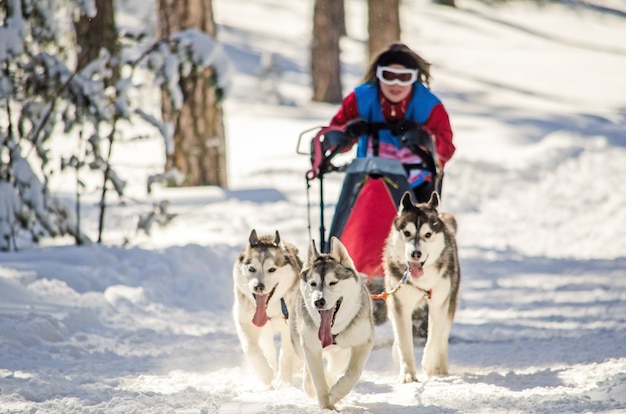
345,120,422,137
297,121,431,180
296,125,323,156
296,121,417,158
298,126,351,180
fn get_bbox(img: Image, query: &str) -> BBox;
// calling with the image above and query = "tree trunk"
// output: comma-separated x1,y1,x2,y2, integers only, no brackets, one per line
367,0,401,61
335,0,347,37
75,0,119,85
311,0,343,103
158,0,227,187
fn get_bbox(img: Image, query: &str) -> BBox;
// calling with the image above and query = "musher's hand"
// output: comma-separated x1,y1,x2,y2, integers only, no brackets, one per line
400,127,432,151
344,118,371,137
322,130,352,152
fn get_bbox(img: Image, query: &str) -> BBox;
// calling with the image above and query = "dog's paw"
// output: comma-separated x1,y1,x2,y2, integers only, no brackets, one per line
399,371,418,383
256,369,275,387
398,362,418,383
319,402,337,411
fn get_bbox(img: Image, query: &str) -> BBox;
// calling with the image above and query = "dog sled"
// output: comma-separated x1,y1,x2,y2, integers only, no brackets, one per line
297,121,439,325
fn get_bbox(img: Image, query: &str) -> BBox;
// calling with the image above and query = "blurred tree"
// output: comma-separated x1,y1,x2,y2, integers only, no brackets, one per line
368,0,401,61
157,0,227,187
436,0,456,7
311,0,343,103
336,0,347,37
75,0,119,85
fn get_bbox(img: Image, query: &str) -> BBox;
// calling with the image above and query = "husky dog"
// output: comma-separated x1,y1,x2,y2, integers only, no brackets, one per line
233,229,302,386
383,192,460,382
290,237,374,410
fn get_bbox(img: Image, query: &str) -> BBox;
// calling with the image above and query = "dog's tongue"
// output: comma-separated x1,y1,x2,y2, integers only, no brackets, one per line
252,294,269,327
409,261,424,278
318,308,335,348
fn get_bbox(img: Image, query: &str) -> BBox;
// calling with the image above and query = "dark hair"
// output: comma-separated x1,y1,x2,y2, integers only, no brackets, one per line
363,42,432,87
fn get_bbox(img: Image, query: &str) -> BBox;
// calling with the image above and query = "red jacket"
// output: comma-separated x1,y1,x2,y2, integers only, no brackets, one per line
329,89,455,168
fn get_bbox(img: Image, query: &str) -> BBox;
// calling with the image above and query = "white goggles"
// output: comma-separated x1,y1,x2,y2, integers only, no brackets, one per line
376,66,418,86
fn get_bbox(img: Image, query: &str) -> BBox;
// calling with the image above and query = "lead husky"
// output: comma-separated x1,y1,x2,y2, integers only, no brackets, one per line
233,229,301,386
290,237,374,410
383,192,460,382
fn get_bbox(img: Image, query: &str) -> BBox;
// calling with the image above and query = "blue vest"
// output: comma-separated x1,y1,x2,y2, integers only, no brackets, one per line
353,82,440,158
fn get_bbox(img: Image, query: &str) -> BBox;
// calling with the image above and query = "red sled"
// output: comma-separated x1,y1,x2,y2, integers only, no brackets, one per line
327,157,412,281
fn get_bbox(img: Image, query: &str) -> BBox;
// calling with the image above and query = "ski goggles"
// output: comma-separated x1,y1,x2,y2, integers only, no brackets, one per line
376,66,418,86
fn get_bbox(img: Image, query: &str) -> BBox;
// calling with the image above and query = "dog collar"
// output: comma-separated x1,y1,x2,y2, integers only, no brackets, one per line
401,267,432,299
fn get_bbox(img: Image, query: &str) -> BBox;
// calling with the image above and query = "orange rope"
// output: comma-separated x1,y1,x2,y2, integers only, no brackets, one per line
371,286,431,301
370,292,388,300
370,283,402,301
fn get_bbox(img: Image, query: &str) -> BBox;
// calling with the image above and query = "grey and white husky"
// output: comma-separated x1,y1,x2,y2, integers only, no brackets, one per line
383,192,460,382
290,237,374,410
233,229,302,386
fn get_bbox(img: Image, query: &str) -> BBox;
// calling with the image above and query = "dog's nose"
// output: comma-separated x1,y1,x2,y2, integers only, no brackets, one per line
314,298,326,309
254,282,265,293
411,250,422,260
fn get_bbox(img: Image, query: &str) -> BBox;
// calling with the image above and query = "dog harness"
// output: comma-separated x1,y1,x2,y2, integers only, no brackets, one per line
280,297,289,319
370,267,432,301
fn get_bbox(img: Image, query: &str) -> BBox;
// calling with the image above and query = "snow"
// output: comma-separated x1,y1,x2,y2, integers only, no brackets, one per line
1,0,626,412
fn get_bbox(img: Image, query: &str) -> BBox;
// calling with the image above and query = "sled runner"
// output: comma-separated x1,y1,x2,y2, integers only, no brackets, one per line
297,121,439,325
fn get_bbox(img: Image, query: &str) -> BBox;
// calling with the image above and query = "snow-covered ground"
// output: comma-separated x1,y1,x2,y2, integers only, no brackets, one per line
1,0,625,412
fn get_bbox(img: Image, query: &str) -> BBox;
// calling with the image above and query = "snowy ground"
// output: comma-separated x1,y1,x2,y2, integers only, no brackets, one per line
1,0,626,413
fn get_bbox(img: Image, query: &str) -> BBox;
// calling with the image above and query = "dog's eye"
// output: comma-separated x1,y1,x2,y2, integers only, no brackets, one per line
403,230,411,237
329,281,338,286
309,281,317,287
248,266,256,273
267,267,276,273
424,232,432,239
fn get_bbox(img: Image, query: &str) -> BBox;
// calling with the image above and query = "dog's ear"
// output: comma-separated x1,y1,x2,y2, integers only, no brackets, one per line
273,230,284,248
400,191,413,213
329,237,356,270
307,239,320,263
427,191,440,209
249,229,259,246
